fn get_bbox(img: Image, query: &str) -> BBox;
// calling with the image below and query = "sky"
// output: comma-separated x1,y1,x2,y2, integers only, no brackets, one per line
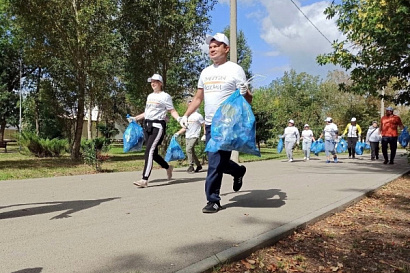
207,0,345,88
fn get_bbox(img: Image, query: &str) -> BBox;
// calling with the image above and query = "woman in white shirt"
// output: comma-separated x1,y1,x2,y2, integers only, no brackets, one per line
130,74,181,188
319,117,339,163
301,124,315,160
282,119,300,162
366,121,381,160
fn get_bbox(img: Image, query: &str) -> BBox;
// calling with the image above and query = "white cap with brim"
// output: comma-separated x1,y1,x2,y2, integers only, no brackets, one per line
325,117,332,122
304,124,309,127
288,119,294,124
351,117,356,122
206,33,230,46
147,74,163,83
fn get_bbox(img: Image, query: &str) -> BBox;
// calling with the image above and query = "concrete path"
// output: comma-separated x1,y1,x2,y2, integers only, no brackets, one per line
1,151,408,273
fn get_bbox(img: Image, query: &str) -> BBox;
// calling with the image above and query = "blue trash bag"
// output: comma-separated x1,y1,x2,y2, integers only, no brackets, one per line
313,139,325,156
364,142,371,150
398,126,410,148
336,142,344,154
339,138,348,152
165,136,185,162
123,120,144,153
311,140,318,153
277,138,284,154
205,89,261,156
355,141,364,155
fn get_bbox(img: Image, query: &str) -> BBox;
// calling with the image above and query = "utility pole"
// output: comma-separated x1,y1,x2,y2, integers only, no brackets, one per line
19,58,22,151
230,0,239,162
380,88,385,118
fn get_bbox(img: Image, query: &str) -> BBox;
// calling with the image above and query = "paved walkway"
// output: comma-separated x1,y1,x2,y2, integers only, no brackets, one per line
1,151,408,273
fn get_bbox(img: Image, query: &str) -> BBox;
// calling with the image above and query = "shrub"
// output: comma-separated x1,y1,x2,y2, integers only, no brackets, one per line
19,131,68,157
81,137,111,172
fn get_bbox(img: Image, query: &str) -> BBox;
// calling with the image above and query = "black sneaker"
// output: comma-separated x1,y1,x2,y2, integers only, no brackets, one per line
194,165,202,173
187,166,194,173
383,160,388,164
389,161,394,164
202,201,222,213
233,165,246,192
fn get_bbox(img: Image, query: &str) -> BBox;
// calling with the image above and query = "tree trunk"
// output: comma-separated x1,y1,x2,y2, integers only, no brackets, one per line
34,67,42,136
87,102,92,140
0,120,5,141
71,73,86,160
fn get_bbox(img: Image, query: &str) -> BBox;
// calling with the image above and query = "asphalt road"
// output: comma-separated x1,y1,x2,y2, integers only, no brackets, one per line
1,151,408,273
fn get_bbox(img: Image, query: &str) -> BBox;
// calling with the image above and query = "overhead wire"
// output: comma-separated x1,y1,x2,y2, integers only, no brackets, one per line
288,0,333,45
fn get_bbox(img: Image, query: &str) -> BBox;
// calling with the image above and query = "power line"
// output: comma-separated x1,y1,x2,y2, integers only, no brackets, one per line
288,0,333,45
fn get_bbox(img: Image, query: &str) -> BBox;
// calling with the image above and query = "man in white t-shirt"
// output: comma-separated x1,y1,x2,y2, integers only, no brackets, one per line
319,117,339,163
175,100,205,173
178,33,252,213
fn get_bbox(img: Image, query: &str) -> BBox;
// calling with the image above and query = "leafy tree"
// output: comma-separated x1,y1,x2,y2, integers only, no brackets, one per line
0,0,21,141
222,27,253,80
317,0,410,104
253,70,381,144
119,0,217,112
10,0,124,159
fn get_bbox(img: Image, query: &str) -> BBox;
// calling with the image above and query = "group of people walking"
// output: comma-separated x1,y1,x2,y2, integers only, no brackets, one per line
281,106,404,164
126,32,404,214
128,33,251,213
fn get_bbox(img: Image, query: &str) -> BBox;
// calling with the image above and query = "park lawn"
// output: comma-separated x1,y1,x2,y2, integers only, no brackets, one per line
0,142,301,181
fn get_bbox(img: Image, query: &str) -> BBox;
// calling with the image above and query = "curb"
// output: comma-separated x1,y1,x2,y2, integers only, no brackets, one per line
176,170,408,273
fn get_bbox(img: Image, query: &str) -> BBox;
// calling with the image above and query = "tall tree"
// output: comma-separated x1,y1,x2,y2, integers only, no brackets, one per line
10,0,123,159
317,0,410,104
222,27,253,80
119,0,217,112
0,0,21,141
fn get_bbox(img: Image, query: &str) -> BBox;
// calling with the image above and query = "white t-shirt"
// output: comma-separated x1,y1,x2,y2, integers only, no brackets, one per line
301,129,314,142
283,126,300,142
198,61,247,125
323,123,338,140
144,91,174,121
186,111,204,139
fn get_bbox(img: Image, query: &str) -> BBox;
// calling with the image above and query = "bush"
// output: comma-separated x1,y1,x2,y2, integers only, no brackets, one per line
81,137,111,172
19,131,68,157
266,138,277,148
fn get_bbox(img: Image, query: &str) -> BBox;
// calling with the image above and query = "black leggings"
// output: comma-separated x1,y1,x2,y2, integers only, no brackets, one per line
142,123,169,180
347,137,358,157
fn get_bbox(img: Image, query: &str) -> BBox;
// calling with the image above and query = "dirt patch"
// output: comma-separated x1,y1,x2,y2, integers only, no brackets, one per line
213,174,410,273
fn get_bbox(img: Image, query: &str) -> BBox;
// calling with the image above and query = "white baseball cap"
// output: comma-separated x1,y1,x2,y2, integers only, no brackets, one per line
325,117,332,122
288,119,295,124
147,74,163,83
304,124,309,127
206,33,230,46
351,117,356,122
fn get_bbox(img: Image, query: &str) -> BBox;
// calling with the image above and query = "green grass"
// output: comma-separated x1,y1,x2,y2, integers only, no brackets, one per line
0,142,338,181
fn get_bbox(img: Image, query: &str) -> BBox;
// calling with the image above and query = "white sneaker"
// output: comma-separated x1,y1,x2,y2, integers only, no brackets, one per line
166,166,173,180
288,159,293,162
303,157,307,160
133,179,148,188
307,158,310,161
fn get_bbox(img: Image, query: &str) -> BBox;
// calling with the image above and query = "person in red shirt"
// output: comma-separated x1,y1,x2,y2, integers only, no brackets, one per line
380,106,403,164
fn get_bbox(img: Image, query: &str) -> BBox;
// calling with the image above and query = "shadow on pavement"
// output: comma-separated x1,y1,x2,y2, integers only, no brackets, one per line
11,268,43,273
222,189,287,209
0,197,119,220
147,177,205,187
